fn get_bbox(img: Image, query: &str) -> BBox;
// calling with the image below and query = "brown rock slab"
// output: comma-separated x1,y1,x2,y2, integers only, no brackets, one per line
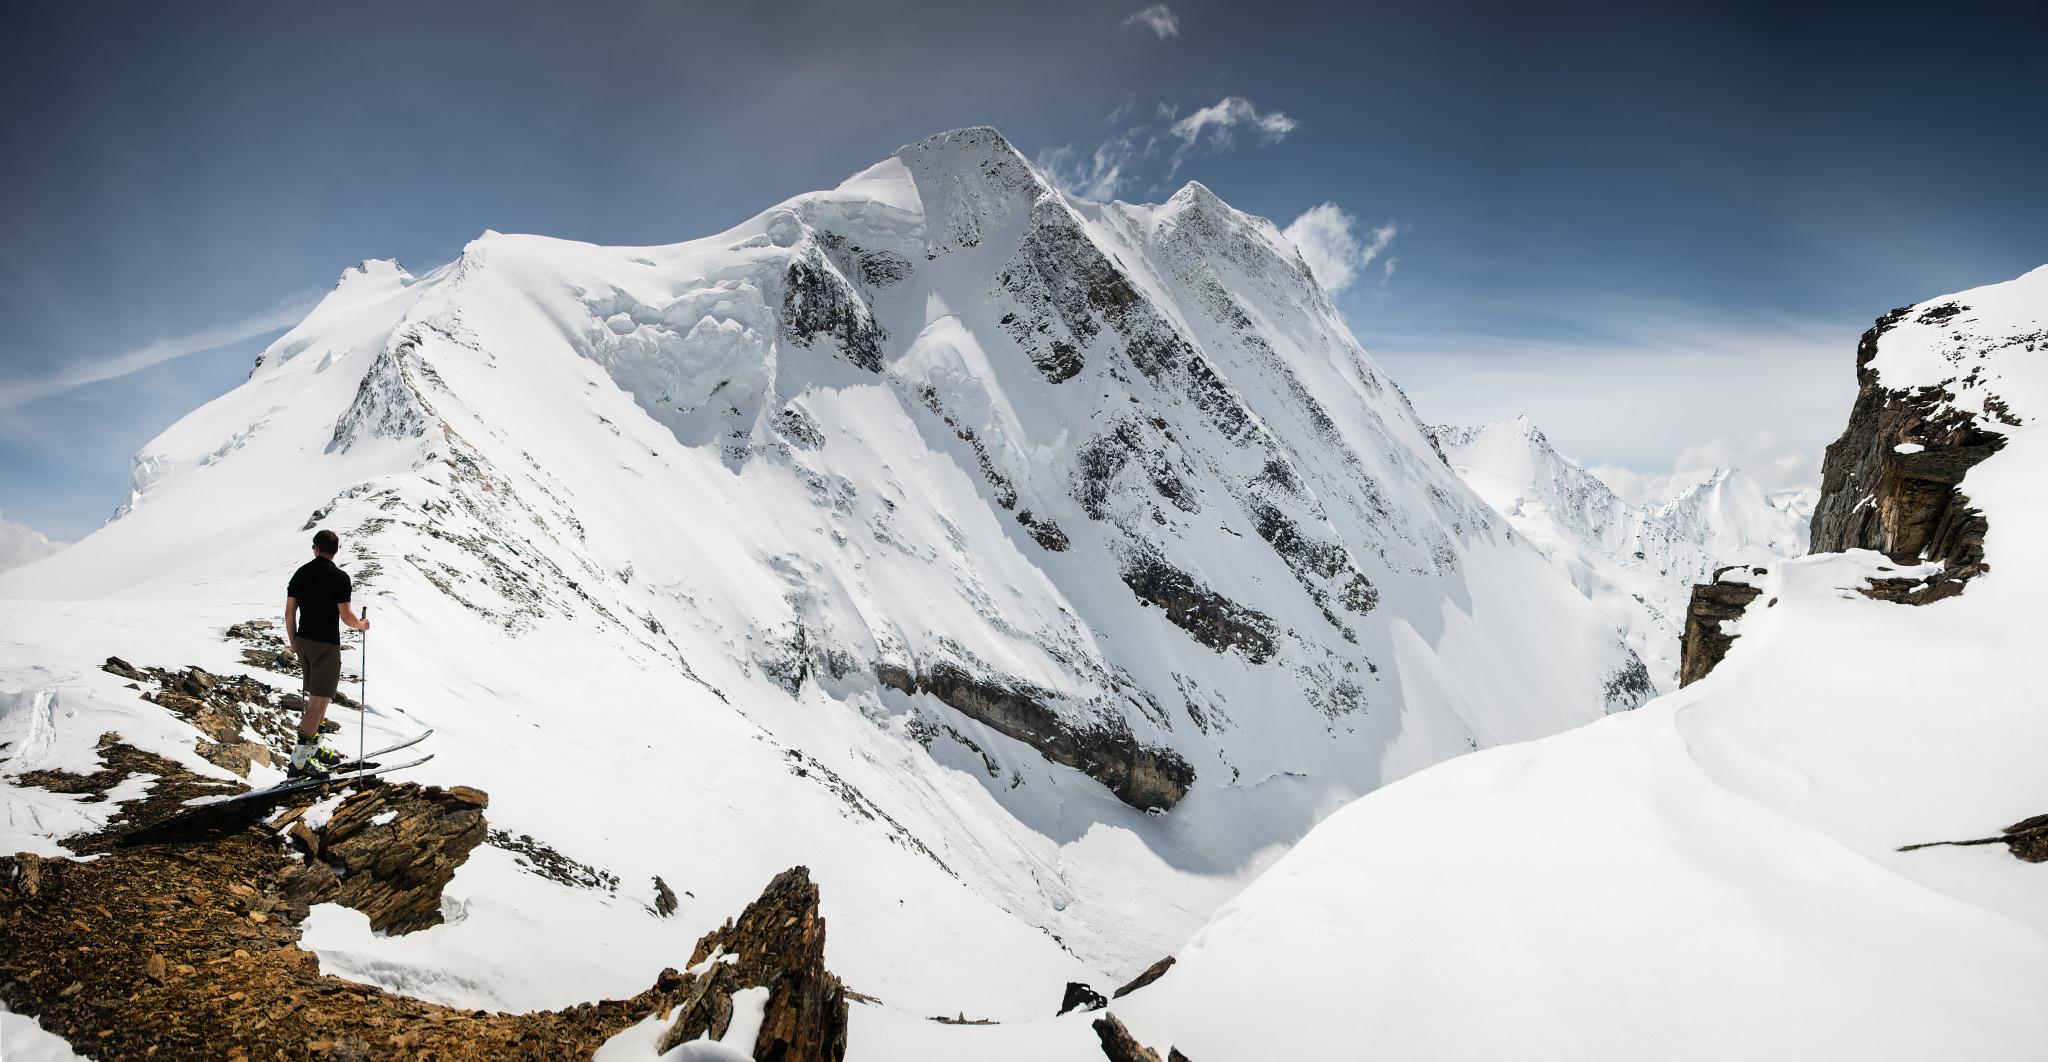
656,866,849,1061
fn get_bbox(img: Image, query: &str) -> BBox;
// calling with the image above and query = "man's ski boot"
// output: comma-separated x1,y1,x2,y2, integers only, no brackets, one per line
288,736,346,778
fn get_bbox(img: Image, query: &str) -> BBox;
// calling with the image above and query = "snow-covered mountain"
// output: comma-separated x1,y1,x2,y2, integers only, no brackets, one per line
1430,416,1808,689
0,127,1649,1046
1099,265,2048,1060
1656,466,1812,565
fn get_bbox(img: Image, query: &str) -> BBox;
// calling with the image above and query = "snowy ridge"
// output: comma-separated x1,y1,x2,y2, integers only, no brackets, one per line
1431,416,1808,689
1101,265,2048,1060
3,128,1647,1043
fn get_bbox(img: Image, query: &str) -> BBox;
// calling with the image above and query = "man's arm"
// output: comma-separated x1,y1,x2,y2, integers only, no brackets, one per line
339,602,371,633
284,596,299,650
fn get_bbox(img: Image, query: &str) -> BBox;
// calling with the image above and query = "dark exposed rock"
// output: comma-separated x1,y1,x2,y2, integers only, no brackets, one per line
103,655,145,681
1112,955,1176,998
1093,1012,1189,1062
487,828,622,893
1016,508,1072,551
876,662,1195,811
1121,551,1278,665
653,875,679,917
1677,567,1765,687
1059,981,1108,1014
1900,812,2048,863
277,781,489,934
783,256,886,373
2005,813,2048,863
655,867,848,1062
1809,304,2008,602
917,383,1021,510
1601,653,1656,713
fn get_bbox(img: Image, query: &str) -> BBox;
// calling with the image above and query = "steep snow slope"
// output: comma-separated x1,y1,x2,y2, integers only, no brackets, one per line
1432,417,1807,689
1086,265,2048,1060
1,129,1645,1031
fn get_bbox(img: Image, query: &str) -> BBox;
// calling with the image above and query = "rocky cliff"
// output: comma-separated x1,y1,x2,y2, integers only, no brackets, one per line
1808,302,2012,603
1681,268,2042,684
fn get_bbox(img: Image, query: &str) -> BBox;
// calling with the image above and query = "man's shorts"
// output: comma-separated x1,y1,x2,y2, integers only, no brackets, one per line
299,639,343,698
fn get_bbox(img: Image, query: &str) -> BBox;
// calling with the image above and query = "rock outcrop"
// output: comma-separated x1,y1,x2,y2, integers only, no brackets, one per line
1092,1012,1192,1062
0,693,851,1059
102,654,353,777
1112,955,1176,998
655,866,849,1062
0,739,692,1060
276,781,490,934
876,662,1194,811
1900,813,2048,864
1809,303,2010,603
1059,980,1109,1014
1676,567,1765,687
1680,286,2029,685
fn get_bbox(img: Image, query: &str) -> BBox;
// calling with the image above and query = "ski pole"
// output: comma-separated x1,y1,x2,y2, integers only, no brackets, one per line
357,606,368,782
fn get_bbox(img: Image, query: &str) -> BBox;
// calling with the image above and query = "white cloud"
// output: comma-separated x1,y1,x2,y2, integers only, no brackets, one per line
0,291,318,410
1371,309,1858,500
1122,4,1180,38
1282,203,1397,294
1041,95,1299,201
1169,97,1296,152
0,511,66,574
1038,137,1146,201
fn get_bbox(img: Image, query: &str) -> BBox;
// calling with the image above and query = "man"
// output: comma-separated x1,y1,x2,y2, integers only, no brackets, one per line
285,528,370,775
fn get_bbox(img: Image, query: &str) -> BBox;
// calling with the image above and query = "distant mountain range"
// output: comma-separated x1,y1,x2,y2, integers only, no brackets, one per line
1431,416,1813,689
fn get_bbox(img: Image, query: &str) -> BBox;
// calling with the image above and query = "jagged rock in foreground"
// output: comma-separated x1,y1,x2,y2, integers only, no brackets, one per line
1093,1011,1190,1062
655,866,849,1061
276,781,489,934
1676,566,1766,687
0,732,846,1060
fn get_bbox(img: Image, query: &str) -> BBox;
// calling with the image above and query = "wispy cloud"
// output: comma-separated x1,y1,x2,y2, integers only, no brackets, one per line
1122,4,1180,38
1037,95,1298,201
0,291,318,409
1282,203,1398,293
1038,138,1146,202
1169,96,1296,152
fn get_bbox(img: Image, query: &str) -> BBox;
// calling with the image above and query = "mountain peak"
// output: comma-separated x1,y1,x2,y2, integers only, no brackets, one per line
894,125,1029,170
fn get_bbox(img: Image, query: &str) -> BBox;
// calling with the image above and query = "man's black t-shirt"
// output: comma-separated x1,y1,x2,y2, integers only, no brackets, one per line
287,557,352,645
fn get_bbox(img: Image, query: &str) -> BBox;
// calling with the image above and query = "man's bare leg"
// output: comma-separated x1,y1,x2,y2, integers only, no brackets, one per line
297,695,330,741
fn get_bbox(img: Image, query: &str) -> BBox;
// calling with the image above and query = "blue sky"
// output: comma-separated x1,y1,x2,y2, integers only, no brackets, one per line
3,0,2044,540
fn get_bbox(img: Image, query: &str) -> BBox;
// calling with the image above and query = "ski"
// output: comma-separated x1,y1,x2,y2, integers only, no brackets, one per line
183,753,435,810
343,727,434,768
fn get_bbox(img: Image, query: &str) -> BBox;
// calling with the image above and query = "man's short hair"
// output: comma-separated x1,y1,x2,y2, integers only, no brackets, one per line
312,529,340,556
